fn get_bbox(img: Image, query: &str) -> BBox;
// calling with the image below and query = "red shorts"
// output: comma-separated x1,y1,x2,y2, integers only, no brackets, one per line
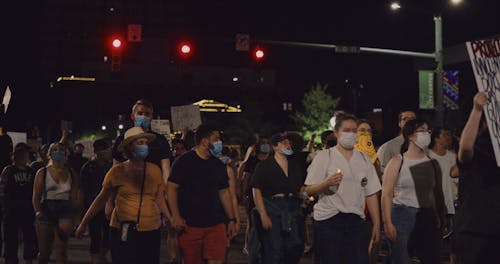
178,223,228,263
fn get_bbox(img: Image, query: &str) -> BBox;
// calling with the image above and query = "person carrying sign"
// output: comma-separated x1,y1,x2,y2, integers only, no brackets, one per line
452,92,500,263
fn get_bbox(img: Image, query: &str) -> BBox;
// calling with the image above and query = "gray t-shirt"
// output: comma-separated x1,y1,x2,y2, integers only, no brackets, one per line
377,136,404,171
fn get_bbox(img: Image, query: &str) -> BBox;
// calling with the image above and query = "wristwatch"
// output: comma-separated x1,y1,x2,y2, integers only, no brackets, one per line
228,217,237,223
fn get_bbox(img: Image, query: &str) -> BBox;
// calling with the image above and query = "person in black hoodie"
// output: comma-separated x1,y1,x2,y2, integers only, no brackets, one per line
0,143,37,264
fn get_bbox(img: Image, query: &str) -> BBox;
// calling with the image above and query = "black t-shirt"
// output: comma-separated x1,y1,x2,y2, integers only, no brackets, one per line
168,150,229,227
244,156,260,175
0,134,13,172
250,156,306,198
80,160,112,208
0,165,35,214
455,131,500,237
112,130,172,168
68,153,89,174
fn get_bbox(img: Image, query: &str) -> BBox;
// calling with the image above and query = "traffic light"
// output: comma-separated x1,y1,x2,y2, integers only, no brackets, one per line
110,36,124,72
253,47,265,61
177,41,193,59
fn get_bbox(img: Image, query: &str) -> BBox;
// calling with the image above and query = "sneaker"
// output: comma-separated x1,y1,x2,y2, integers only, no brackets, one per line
242,247,249,255
303,245,312,254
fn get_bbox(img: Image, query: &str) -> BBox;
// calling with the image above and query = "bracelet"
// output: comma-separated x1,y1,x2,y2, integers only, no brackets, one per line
228,217,237,222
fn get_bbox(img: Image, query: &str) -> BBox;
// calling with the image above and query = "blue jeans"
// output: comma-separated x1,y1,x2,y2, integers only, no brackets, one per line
389,204,418,264
314,213,368,264
256,198,304,264
389,204,440,264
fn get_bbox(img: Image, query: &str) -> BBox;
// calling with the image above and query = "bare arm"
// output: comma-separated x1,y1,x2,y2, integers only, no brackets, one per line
218,188,236,219
306,134,316,153
161,159,171,185
381,156,401,227
302,171,342,196
366,193,381,243
252,188,268,219
79,186,114,227
227,166,240,223
32,168,45,214
366,193,381,228
459,92,488,163
156,189,172,220
166,182,181,219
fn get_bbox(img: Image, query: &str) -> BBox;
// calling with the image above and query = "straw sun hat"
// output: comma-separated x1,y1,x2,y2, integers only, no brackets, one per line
118,127,156,152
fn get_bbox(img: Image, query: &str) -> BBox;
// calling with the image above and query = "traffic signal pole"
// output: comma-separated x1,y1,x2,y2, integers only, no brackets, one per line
254,20,445,125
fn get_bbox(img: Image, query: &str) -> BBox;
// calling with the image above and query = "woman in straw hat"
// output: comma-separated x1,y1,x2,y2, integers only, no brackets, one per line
76,127,172,264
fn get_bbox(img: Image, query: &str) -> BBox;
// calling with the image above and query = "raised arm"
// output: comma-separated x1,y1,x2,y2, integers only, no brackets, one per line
459,92,488,163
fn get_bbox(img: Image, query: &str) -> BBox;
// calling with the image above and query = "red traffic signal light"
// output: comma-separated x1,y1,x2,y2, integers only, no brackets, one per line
178,41,193,57
112,39,122,48
254,48,265,61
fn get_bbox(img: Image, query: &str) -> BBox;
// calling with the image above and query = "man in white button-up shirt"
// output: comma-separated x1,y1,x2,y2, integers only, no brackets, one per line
303,113,381,264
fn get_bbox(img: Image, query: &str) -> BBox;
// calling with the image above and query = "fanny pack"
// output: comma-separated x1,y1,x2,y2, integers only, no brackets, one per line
116,162,147,242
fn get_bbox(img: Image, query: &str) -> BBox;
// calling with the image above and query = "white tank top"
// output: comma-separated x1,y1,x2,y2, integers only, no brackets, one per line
45,169,71,200
393,154,431,208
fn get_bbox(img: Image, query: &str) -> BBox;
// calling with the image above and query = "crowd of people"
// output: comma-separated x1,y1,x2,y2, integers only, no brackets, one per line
0,92,498,264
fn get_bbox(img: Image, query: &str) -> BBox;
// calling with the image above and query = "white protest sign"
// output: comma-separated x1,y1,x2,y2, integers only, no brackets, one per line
170,105,202,131
151,119,171,136
75,140,94,159
7,132,27,147
466,38,500,167
2,86,12,113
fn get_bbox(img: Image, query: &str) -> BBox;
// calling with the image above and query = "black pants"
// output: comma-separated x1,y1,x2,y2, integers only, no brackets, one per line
3,212,37,263
408,208,441,264
88,211,109,254
109,227,161,264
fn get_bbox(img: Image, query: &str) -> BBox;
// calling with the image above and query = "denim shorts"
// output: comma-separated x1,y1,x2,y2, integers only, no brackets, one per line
38,200,73,224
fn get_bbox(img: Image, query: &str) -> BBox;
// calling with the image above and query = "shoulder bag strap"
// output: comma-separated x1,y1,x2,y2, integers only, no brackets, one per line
136,161,147,227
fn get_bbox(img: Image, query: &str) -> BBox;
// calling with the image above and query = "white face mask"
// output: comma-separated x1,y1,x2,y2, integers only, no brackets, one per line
413,132,431,149
338,132,357,149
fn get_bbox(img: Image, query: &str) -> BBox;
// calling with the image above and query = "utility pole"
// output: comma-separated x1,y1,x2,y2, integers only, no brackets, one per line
434,15,445,126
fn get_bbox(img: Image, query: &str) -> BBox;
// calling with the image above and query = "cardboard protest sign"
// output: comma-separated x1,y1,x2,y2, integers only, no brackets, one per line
170,105,202,131
466,38,500,166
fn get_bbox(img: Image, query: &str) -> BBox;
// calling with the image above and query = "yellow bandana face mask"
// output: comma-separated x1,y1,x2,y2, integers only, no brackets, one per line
355,131,377,163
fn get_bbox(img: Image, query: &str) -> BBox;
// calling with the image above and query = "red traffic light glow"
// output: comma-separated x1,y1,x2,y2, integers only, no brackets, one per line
181,44,191,54
254,48,265,60
178,41,193,57
112,38,122,48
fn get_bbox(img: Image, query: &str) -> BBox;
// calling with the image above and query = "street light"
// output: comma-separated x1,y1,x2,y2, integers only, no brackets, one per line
389,1,462,126
101,125,107,131
390,2,401,11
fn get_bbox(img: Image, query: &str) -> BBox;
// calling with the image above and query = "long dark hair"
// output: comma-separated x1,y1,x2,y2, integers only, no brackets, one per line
400,118,429,154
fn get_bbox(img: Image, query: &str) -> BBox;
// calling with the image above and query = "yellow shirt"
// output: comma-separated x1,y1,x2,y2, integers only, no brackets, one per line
103,162,165,231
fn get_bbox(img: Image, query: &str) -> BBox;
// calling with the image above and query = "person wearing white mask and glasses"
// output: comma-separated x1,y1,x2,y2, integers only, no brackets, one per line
303,112,382,264
381,119,446,264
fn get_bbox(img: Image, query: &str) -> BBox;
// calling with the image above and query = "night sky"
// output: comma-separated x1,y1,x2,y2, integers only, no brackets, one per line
1,0,499,141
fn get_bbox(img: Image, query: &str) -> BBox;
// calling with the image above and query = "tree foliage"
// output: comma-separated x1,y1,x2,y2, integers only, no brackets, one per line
292,83,340,141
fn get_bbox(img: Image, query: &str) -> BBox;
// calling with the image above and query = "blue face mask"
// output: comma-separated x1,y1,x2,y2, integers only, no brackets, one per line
51,151,67,163
280,148,294,156
220,156,230,165
259,144,271,153
133,145,149,160
209,140,223,157
134,115,151,128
